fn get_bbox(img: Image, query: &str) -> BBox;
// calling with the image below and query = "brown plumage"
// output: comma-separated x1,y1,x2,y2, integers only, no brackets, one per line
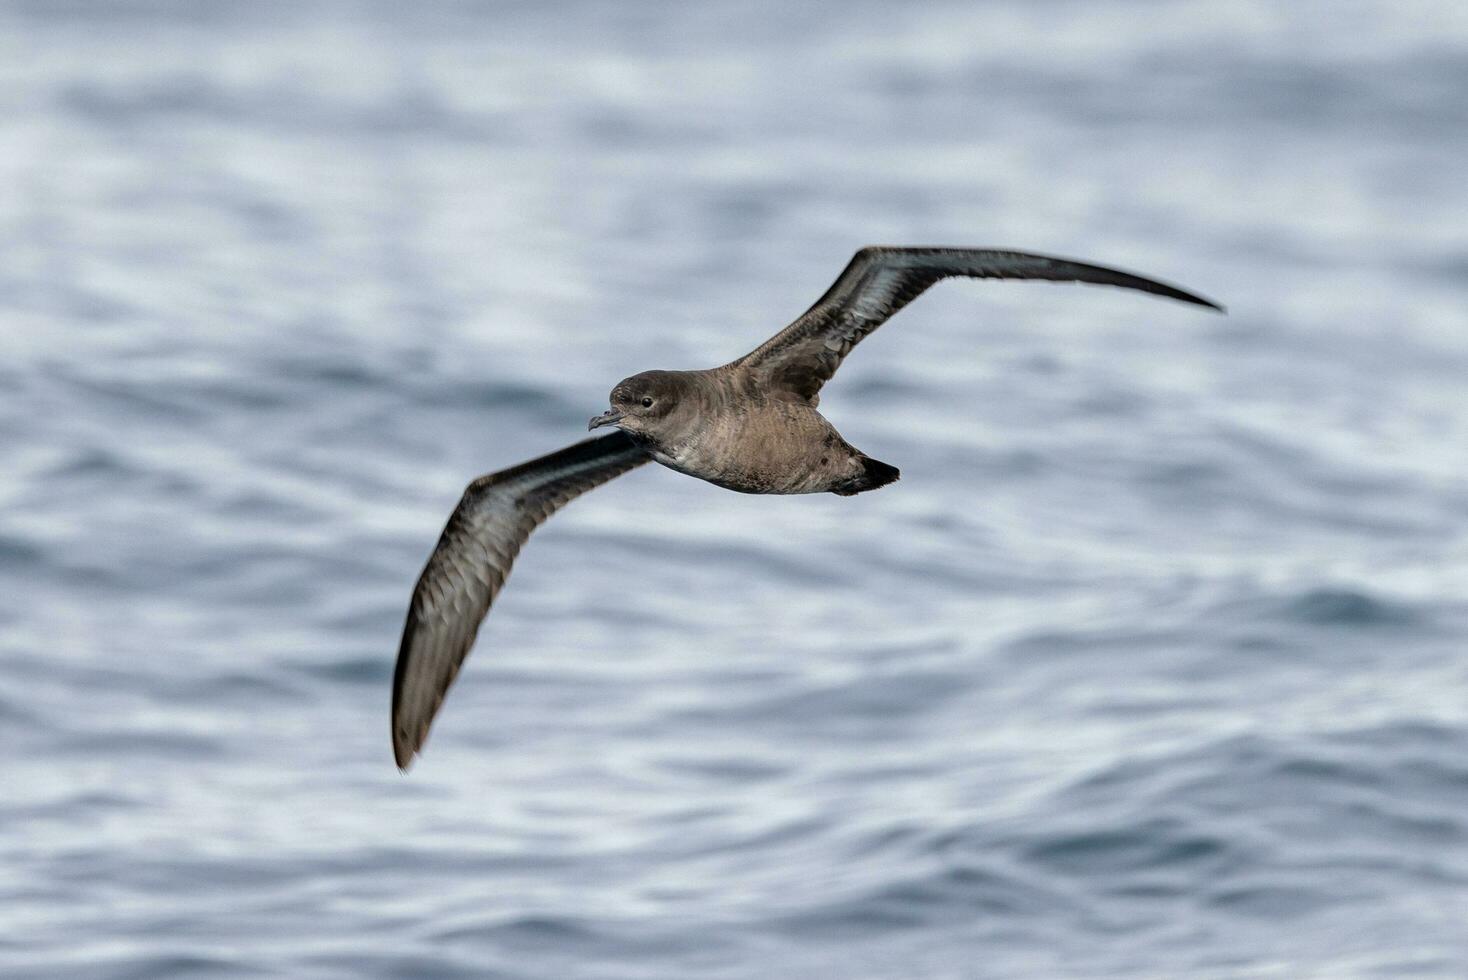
392,246,1222,768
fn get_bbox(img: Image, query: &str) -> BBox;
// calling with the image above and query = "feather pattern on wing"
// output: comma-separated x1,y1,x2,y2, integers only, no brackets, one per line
391,432,649,768
739,246,1223,400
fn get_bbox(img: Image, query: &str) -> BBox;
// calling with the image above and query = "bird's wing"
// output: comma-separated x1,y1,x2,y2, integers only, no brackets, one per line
737,246,1223,401
392,431,650,769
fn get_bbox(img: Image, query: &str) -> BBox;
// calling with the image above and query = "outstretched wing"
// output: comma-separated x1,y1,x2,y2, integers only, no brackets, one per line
392,432,650,769
739,246,1223,401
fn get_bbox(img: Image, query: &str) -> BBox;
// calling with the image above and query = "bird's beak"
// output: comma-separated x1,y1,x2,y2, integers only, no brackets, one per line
588,408,624,431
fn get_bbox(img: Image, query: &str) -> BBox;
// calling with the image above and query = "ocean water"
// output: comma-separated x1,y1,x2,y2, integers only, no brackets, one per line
3,1,1467,976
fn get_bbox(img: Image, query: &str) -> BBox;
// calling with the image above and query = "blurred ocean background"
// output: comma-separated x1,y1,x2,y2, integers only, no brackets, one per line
3,1,1467,977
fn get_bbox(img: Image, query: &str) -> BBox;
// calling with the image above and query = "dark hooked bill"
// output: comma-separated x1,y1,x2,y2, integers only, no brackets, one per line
588,408,624,431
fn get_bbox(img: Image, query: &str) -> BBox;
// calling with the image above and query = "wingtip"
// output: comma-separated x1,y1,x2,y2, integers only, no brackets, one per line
1166,285,1225,313
392,720,419,771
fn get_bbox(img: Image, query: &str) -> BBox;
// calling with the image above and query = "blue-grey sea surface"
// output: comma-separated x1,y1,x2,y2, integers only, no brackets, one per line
3,1,1467,977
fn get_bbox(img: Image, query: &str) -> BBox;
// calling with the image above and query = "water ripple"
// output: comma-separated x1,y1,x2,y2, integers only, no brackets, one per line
4,1,1467,977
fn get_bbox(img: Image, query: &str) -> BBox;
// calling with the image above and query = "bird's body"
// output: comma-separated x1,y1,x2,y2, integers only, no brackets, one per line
626,367,887,495
391,245,1223,768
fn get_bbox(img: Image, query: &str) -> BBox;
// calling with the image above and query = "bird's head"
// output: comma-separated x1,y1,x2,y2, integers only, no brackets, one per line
588,370,692,443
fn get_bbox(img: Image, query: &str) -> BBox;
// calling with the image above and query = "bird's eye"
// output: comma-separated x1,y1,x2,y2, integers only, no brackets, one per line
641,397,653,408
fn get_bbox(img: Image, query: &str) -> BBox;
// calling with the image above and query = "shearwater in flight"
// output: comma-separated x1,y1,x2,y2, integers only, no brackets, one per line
392,246,1222,768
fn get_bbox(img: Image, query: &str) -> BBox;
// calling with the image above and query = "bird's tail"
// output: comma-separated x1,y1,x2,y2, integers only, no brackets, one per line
833,456,900,496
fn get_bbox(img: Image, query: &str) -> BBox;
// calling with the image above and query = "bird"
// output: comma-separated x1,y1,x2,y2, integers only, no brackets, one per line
391,246,1222,768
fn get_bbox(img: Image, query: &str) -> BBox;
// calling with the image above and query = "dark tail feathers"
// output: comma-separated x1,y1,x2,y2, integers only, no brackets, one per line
833,456,900,496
